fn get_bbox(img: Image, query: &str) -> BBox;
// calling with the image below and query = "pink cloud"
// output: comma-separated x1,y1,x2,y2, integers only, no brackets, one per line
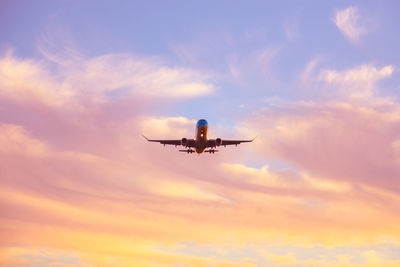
1,51,400,265
248,100,400,193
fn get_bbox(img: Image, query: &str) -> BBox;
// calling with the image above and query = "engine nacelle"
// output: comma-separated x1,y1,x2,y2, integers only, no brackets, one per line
181,138,188,146
216,138,222,146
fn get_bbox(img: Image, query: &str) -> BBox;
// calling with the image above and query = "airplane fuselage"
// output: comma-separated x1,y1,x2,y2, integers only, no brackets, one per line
194,119,208,154
143,119,253,154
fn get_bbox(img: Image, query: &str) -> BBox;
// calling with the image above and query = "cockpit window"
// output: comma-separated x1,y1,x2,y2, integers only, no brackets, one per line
196,119,208,126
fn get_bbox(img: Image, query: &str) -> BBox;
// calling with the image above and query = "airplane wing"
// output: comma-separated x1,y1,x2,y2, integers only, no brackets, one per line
207,137,255,147
221,139,254,146
142,135,195,147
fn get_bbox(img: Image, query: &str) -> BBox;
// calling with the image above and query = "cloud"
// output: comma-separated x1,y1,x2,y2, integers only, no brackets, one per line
0,50,218,152
228,45,282,84
1,116,400,266
66,54,216,99
319,64,393,98
0,124,48,156
1,51,400,266
0,51,217,109
140,116,195,138
283,16,300,42
248,99,400,193
334,6,367,44
0,51,69,107
298,59,394,100
300,57,321,85
0,247,83,267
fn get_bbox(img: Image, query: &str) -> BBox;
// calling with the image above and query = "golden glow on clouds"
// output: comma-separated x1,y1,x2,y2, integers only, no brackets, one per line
1,119,400,264
1,52,400,266
140,116,195,138
0,124,47,156
149,180,226,201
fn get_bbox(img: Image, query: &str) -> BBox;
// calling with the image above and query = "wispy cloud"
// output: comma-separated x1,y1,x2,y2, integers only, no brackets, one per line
334,6,367,44
319,64,393,98
0,50,217,109
0,247,83,267
228,45,282,83
300,57,321,85
283,16,300,42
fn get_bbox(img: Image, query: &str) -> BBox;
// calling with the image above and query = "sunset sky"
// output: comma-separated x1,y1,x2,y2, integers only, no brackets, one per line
1,1,400,266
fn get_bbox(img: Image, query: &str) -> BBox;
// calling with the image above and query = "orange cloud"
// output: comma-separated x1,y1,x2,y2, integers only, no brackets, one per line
1,52,400,266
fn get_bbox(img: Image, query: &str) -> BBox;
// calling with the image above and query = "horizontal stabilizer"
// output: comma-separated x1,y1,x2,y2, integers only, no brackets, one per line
204,149,218,153
179,149,195,153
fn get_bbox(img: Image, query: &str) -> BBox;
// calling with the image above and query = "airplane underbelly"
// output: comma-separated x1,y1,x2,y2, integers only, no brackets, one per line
195,124,208,153
195,139,207,153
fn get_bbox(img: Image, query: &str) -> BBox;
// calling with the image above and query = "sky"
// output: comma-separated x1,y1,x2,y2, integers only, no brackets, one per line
1,0,400,266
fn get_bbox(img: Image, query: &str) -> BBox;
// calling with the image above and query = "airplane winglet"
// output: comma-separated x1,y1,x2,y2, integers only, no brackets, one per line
142,134,150,141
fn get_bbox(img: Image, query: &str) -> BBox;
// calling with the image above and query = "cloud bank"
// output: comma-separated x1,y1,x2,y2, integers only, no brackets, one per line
1,49,400,266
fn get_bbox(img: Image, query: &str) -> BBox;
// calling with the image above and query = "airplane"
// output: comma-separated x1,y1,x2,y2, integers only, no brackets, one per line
143,119,255,154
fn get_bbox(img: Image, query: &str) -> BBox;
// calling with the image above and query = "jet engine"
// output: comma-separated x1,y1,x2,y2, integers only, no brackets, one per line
181,138,188,146
216,138,222,146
